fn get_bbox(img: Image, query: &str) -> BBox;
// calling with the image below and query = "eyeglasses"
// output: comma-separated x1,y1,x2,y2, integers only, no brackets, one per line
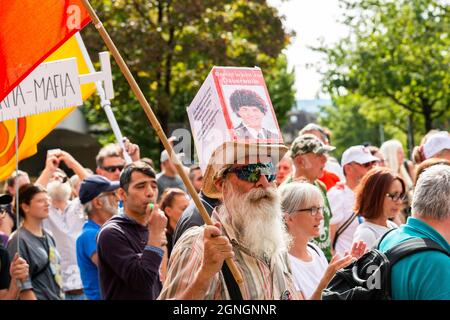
385,192,407,202
223,162,276,183
52,175,68,183
292,206,324,216
102,165,124,173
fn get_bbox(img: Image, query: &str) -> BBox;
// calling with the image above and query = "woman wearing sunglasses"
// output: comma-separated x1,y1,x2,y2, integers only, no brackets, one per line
280,182,366,299
353,167,406,249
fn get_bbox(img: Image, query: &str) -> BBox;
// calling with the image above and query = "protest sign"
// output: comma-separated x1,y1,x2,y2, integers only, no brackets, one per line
0,53,113,122
187,66,283,172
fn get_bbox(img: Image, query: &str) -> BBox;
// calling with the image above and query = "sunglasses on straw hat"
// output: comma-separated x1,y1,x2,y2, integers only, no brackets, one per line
222,162,276,183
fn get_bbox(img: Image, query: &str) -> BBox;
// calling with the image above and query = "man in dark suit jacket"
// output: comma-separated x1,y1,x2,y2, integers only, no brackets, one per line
234,122,280,140
229,89,280,140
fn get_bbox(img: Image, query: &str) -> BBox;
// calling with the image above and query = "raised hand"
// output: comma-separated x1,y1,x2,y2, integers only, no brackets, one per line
122,137,140,161
147,203,168,248
200,222,234,279
347,241,367,259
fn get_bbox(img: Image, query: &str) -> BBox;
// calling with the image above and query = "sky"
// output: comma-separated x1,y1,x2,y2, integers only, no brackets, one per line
267,0,349,100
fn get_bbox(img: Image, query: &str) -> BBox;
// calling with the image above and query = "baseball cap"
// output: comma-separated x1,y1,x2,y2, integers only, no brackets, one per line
299,123,326,136
290,134,335,158
79,175,120,204
341,145,380,167
423,132,450,159
0,194,12,205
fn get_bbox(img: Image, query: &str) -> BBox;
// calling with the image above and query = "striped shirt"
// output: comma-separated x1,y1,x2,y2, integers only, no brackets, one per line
159,210,298,300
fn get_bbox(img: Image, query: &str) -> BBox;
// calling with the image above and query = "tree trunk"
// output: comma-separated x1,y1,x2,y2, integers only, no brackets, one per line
421,101,433,133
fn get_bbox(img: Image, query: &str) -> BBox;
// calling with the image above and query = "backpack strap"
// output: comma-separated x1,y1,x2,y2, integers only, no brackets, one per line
307,242,320,256
375,227,398,249
332,212,358,250
385,237,450,267
221,262,243,300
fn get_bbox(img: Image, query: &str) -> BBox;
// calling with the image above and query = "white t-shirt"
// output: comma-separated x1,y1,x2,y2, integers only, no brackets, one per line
43,198,86,291
353,220,398,249
289,243,329,299
328,184,360,256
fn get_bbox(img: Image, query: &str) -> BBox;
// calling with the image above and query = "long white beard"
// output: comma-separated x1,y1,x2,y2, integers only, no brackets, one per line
222,181,291,260
47,180,72,202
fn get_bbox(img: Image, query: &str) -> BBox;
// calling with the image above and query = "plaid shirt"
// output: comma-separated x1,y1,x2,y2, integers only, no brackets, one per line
159,210,298,300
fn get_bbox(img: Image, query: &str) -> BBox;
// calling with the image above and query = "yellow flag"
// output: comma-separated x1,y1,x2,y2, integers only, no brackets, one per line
0,36,96,181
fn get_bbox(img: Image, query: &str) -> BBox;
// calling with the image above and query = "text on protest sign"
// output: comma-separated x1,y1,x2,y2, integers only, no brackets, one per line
0,58,83,122
187,66,283,173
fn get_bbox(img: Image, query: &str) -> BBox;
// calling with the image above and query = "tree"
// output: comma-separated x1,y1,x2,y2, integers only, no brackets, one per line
318,94,409,159
80,0,296,161
317,0,450,138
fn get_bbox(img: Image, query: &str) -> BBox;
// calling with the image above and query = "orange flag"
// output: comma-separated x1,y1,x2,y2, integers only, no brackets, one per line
0,0,90,102
0,35,96,181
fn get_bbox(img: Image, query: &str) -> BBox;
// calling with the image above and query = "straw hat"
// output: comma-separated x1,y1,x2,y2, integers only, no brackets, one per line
202,141,288,198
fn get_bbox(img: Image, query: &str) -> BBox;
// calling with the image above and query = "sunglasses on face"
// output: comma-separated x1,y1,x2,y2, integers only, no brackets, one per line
102,165,124,173
224,162,276,183
385,192,407,202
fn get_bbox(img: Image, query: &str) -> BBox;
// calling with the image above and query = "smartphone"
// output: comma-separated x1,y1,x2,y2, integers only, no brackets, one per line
47,148,61,157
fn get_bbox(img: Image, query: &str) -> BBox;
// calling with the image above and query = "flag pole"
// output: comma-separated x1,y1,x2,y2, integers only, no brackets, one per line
74,32,132,164
80,0,244,286
14,118,22,292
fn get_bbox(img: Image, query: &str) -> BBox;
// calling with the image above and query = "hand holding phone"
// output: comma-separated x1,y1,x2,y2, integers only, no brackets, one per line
46,149,61,168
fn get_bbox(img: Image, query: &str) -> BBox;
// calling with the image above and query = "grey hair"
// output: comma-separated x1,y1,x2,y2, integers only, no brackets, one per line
83,201,94,216
412,164,450,220
278,182,323,214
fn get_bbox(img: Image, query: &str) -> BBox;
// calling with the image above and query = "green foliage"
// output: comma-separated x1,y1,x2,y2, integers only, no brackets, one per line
318,93,429,158
80,0,296,163
317,0,450,146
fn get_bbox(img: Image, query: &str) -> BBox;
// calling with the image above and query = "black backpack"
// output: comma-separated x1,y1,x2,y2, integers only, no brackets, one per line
322,230,450,300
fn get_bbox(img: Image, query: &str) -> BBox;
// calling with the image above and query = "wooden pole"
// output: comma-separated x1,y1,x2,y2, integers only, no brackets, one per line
80,0,243,286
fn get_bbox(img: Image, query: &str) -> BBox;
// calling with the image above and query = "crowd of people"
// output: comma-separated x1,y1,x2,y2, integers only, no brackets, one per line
0,125,449,300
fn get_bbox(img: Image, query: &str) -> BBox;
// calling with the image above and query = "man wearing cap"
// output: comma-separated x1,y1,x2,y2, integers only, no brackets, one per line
299,123,343,188
328,145,380,257
422,131,450,161
287,134,336,261
156,150,187,201
159,143,298,300
97,161,167,300
76,175,120,300
229,89,280,140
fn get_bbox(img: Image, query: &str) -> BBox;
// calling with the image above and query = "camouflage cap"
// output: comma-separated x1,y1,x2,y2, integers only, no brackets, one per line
290,134,335,157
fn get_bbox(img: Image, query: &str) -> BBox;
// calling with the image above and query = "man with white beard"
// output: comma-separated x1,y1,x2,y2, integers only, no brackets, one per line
159,157,298,300
38,150,91,300
76,175,119,300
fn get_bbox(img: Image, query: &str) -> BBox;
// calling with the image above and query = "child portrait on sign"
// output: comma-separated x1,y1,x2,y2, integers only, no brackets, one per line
224,86,280,141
